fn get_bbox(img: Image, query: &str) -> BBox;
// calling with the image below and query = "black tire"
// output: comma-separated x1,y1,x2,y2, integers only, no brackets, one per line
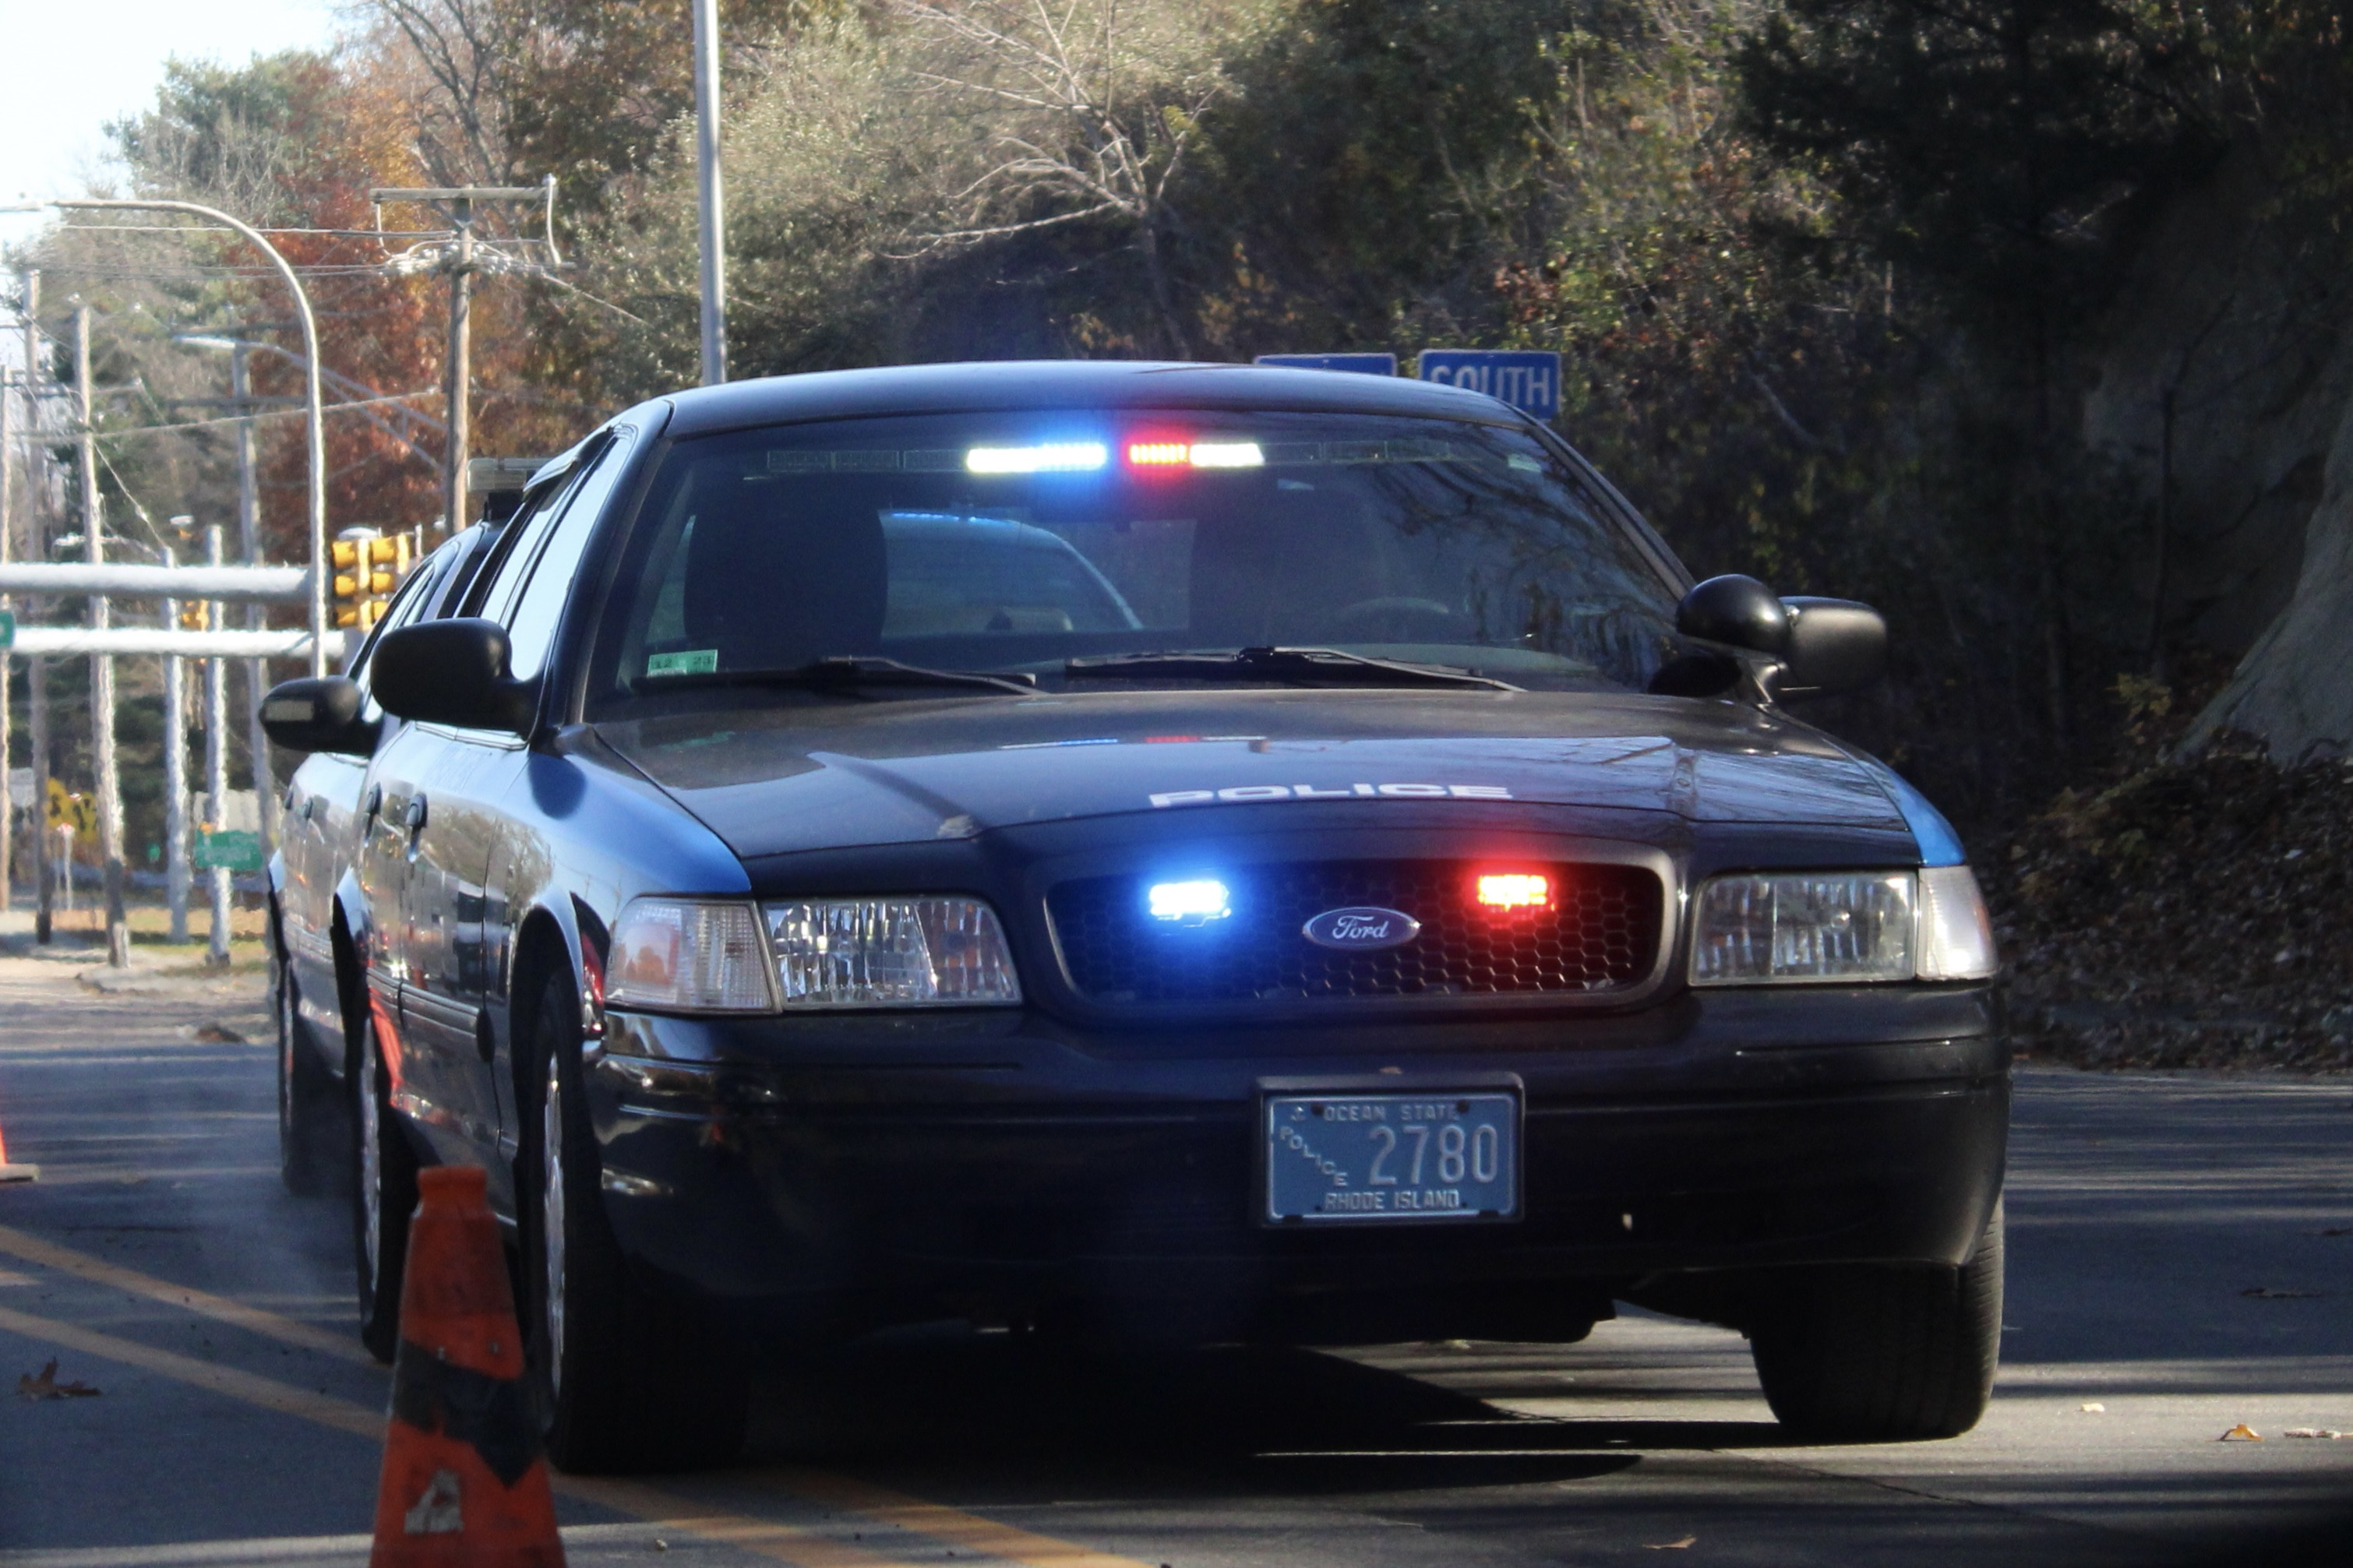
519,967,746,1473
1748,1200,2004,1443
276,953,340,1197
350,992,417,1365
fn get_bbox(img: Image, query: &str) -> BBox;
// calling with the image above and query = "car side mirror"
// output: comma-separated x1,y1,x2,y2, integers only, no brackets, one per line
1777,596,1887,701
258,676,379,756
370,618,538,733
1656,575,1886,704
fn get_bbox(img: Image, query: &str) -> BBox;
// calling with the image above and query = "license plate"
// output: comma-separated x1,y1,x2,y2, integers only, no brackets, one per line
1264,1091,1520,1223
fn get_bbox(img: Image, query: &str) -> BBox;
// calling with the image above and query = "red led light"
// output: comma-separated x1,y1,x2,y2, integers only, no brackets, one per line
1476,872,1551,911
1127,441,1191,466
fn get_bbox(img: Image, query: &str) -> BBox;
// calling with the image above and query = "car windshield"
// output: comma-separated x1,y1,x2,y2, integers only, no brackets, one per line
584,408,1679,715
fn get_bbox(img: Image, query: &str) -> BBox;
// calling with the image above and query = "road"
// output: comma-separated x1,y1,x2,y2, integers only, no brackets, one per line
0,934,2348,1566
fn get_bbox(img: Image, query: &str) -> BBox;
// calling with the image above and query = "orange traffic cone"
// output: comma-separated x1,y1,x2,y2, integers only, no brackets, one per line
369,1165,563,1566
0,1119,36,1183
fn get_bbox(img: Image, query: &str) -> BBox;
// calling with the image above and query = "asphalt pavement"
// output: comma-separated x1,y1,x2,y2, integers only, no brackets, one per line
0,930,2348,1566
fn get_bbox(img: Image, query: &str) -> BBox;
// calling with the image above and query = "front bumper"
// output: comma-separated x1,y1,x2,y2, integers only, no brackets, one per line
585,985,2006,1334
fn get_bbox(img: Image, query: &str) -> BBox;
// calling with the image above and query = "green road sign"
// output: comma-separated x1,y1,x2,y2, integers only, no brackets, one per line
0,609,14,650
194,828,263,873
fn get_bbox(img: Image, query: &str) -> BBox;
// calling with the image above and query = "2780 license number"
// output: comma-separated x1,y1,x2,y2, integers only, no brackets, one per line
1264,1091,1520,1223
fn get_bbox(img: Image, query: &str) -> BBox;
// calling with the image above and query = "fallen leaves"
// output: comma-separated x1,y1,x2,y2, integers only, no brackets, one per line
2284,1429,2346,1439
2221,1424,2264,1442
186,1024,247,1045
2080,1402,2107,1413
1643,1538,1698,1552
16,1361,100,1401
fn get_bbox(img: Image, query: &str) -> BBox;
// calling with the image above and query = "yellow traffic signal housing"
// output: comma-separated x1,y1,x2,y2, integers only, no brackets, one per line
179,601,210,631
330,528,415,629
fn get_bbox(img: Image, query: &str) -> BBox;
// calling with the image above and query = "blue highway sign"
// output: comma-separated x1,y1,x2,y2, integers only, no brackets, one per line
1416,349,1562,421
1254,353,1399,375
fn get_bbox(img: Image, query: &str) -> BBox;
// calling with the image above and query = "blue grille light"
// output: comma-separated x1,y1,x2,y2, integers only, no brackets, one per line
1148,879,1232,923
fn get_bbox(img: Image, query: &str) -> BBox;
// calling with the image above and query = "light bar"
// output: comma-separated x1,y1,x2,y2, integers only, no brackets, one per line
1476,873,1551,911
1124,440,1266,470
965,442,1106,474
1148,879,1232,923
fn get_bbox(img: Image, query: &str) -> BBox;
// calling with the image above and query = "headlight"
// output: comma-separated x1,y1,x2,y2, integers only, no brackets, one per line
1690,867,1997,985
606,899,777,1013
765,897,1021,1009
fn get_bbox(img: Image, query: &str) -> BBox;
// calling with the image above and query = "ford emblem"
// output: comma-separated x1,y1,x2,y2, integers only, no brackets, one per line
1301,906,1422,951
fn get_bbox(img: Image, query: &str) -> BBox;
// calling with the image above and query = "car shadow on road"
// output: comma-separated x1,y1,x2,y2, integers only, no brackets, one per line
740,1330,1795,1492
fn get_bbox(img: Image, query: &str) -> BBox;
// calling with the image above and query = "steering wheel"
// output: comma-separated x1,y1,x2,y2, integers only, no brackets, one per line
1324,596,1467,639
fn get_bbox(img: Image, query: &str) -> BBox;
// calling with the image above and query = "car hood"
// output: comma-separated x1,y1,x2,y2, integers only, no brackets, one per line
595,690,1913,862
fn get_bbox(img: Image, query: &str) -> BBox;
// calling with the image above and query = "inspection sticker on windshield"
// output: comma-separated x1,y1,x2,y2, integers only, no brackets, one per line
1266,1091,1520,1224
645,649,719,677
1151,783,1512,808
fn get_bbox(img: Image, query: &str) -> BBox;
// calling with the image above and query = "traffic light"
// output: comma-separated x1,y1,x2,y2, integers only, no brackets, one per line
330,528,414,630
179,600,210,632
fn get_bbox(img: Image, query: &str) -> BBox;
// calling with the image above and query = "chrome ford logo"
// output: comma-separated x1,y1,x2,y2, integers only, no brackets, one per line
1302,906,1421,951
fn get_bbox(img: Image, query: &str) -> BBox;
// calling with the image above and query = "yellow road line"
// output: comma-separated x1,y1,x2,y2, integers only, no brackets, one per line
0,1222,373,1365
767,1468,1155,1568
0,1302,922,1568
0,1302,382,1440
0,1224,1159,1568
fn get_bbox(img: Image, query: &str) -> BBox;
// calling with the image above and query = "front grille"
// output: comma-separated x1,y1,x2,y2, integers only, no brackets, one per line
1048,860,1663,1005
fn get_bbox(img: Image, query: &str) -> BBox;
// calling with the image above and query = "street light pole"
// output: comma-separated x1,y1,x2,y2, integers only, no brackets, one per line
693,0,728,386
26,199,330,678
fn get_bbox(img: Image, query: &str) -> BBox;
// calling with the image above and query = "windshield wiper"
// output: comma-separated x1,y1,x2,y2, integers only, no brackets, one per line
1062,647,1519,692
637,656,1038,697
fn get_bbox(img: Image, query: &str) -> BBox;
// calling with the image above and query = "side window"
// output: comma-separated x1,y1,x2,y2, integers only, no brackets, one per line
497,430,636,682
460,474,576,622
349,543,454,685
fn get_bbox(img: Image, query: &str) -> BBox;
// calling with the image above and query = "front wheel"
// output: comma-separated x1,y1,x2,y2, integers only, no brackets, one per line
520,967,746,1472
349,993,416,1364
1748,1200,2005,1443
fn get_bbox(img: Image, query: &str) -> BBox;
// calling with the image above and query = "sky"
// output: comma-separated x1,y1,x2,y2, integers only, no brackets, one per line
0,0,340,246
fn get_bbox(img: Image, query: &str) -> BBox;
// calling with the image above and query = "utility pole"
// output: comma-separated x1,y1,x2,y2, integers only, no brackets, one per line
693,0,728,386
73,302,129,967
161,541,189,944
373,184,547,536
0,336,13,913
229,344,279,858
21,270,48,942
203,522,230,967
443,195,475,533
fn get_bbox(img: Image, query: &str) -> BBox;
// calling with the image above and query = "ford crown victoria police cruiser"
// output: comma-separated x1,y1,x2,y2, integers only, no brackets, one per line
263,360,2004,1473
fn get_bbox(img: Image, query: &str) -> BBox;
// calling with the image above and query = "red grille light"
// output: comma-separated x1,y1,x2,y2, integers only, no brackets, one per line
1476,872,1552,911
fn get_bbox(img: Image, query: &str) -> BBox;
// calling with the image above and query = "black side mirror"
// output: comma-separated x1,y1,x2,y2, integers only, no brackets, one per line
1654,574,1886,703
259,677,379,756
371,618,538,733
1778,597,1887,701
1674,574,1789,655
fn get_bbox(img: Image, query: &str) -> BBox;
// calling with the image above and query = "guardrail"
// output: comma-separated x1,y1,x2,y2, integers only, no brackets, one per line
6,627,319,659
0,563,311,601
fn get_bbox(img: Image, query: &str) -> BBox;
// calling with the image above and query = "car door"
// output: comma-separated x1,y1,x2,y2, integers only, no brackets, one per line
462,428,638,1188
362,477,581,1168
280,548,457,1070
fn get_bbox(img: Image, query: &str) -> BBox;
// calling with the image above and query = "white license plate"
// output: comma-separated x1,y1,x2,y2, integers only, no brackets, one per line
1265,1091,1520,1223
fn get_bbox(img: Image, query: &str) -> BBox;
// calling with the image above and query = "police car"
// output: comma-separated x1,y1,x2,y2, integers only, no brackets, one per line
264,361,2005,1471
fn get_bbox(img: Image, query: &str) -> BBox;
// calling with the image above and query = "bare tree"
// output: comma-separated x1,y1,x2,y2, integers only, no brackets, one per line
362,0,524,185
884,0,1265,354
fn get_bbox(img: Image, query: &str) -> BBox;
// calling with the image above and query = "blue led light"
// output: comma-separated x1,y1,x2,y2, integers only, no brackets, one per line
1148,879,1232,923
